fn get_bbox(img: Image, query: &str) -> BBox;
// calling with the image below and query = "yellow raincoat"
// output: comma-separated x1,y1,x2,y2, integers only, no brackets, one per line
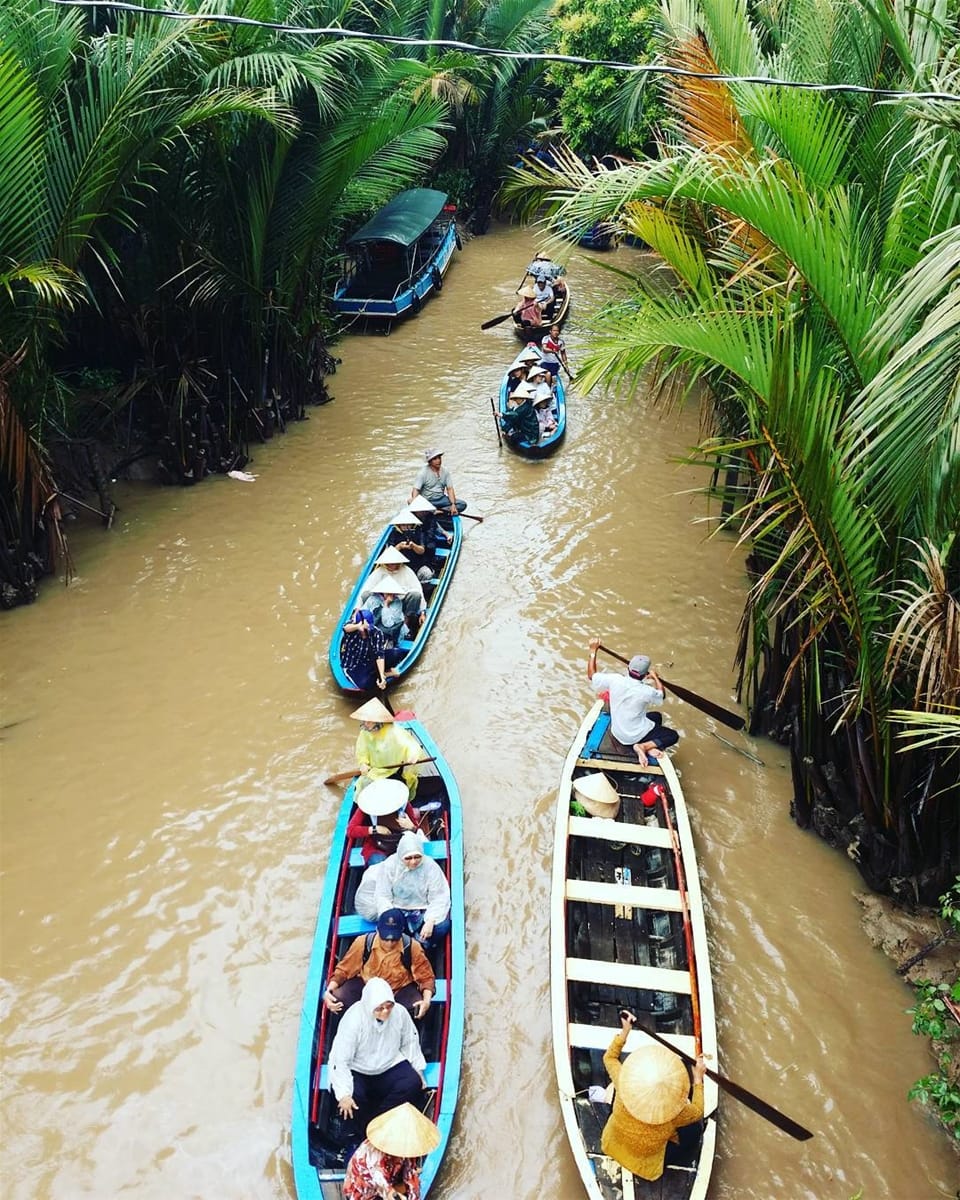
354,724,421,799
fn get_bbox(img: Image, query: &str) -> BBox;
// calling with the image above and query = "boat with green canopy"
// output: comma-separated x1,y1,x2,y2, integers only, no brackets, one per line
332,189,460,327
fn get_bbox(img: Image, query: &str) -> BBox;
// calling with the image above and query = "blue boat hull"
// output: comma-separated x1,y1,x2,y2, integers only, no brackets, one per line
329,515,462,692
291,718,464,1200
498,372,566,458
333,219,459,324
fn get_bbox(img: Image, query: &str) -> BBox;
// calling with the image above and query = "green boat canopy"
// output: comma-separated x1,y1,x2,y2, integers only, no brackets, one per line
346,189,449,249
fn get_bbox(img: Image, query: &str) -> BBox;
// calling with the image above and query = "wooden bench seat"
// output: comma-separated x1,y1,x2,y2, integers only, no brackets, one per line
566,956,692,995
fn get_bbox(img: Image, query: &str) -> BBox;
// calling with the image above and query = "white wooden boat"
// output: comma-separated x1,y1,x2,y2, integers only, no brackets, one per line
550,702,718,1200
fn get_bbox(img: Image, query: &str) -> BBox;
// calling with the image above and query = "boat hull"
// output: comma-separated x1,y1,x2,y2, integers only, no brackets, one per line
512,284,571,342
550,703,718,1200
328,515,462,692
292,718,464,1200
498,373,566,458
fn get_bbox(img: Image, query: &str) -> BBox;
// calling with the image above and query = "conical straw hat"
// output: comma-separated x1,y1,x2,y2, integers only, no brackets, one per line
408,494,439,515
517,346,541,362
357,777,409,816
511,381,535,400
390,509,422,527
618,1044,690,1123
349,697,395,723
374,546,410,567
365,1102,441,1157
572,772,621,819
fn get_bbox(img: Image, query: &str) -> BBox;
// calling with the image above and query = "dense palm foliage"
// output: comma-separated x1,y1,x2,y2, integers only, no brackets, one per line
505,0,960,896
0,0,551,605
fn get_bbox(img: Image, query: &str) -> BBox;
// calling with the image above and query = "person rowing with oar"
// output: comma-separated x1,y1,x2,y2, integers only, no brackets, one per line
351,698,423,802
599,1009,706,1182
587,638,679,766
409,448,466,517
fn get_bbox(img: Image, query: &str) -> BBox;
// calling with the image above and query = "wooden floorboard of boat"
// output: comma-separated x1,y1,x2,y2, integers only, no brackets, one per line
567,816,674,848
565,878,683,912
566,956,692,995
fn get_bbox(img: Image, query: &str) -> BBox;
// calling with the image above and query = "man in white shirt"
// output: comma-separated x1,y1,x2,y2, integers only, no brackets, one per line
587,639,679,766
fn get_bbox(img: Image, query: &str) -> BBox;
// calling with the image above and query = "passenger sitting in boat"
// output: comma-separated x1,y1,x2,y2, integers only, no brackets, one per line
409,448,466,516
500,382,540,443
360,547,426,640
601,1010,705,1181
351,699,422,800
342,1102,440,1200
552,274,568,306
513,286,543,329
375,831,451,950
407,492,453,549
386,510,433,583
341,609,400,692
533,392,557,438
586,640,679,767
323,907,435,1020
505,359,529,394
533,274,554,312
526,364,554,403
347,777,421,866
328,978,427,1136
540,324,569,380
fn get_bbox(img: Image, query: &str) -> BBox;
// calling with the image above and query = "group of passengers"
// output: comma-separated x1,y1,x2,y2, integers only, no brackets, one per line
499,336,568,443
324,697,452,1196
513,251,568,330
339,451,465,692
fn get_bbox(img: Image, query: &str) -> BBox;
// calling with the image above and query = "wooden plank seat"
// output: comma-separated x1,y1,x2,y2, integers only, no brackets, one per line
567,816,673,848
348,840,447,869
565,878,683,912
568,1022,696,1058
576,756,664,776
566,956,692,996
316,1059,440,1092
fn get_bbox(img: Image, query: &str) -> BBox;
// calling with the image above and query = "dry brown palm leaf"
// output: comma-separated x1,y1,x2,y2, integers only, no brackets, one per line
885,540,960,710
665,34,754,162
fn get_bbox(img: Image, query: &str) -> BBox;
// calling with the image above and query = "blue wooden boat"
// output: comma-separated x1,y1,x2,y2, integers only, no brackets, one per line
498,371,566,458
332,189,460,327
328,514,462,692
292,715,465,1200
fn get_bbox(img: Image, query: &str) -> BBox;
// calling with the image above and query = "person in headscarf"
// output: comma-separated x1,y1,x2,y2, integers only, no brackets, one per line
374,831,450,949
342,1102,440,1200
351,699,422,801
600,1010,705,1180
328,978,427,1134
340,609,402,692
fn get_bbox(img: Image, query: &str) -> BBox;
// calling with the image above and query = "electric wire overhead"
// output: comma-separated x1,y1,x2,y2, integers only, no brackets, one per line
50,0,960,104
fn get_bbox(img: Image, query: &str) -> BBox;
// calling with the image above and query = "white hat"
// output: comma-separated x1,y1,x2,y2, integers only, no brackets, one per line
407,494,439,515
534,382,554,403
365,1103,441,1157
356,777,410,817
423,447,443,461
517,346,541,362
508,358,528,373
390,509,422,527
349,697,395,723
573,772,621,819
374,546,410,567
527,363,548,378
511,381,535,400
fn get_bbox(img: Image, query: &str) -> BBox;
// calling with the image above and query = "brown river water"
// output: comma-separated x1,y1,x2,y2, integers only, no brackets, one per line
1,224,956,1200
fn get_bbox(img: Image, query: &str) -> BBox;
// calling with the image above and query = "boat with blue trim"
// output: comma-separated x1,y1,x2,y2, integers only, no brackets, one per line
550,701,718,1200
292,715,464,1199
332,189,459,328
328,512,461,692
498,371,566,458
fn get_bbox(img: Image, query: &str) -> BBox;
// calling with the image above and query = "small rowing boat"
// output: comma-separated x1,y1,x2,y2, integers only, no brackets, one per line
329,514,462,692
292,715,464,1199
512,280,572,342
497,371,566,458
551,702,718,1200
332,189,460,328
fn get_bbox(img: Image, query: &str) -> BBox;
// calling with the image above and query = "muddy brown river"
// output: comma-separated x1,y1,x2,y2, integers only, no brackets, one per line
1,224,956,1199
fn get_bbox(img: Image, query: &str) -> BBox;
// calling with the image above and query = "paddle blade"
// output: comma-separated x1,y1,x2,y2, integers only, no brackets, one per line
480,311,516,330
661,677,745,731
705,1067,815,1141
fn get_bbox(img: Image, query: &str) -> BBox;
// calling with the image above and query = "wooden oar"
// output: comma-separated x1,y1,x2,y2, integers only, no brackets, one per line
480,310,518,331
323,757,436,786
458,511,484,522
619,1010,815,1141
490,397,503,448
597,643,745,732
